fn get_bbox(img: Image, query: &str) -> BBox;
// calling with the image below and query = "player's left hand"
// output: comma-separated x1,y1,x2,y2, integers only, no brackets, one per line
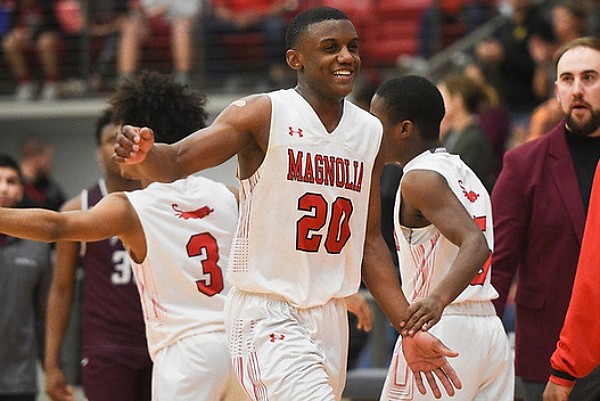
402,331,461,398
401,296,444,336
543,381,572,401
345,293,372,332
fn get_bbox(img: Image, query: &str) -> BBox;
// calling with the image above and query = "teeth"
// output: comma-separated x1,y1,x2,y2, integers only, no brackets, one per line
334,71,351,76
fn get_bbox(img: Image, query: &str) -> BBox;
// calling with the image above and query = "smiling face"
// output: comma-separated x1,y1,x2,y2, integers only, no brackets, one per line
288,18,360,101
555,46,600,137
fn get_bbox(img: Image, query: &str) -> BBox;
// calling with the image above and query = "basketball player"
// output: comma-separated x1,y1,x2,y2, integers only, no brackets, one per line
0,71,246,401
113,7,461,401
370,75,513,400
45,108,149,401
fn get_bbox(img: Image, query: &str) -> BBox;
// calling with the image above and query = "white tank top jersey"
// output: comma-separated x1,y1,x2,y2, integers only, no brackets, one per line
227,88,383,308
125,175,238,359
393,149,499,304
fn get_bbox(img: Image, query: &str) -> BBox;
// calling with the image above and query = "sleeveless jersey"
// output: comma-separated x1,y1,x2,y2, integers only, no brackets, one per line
393,149,499,304
125,175,238,359
80,179,147,351
227,89,383,308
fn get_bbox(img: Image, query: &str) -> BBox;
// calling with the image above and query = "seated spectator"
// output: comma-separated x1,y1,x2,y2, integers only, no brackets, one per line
1,0,62,101
473,0,554,149
117,0,202,86
18,136,67,211
419,0,497,60
438,72,498,192
203,0,298,91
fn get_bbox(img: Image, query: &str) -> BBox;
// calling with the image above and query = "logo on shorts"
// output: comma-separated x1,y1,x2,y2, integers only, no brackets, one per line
172,204,214,219
269,333,286,343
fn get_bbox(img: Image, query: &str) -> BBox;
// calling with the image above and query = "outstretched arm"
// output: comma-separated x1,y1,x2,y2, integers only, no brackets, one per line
113,95,271,182
0,193,135,244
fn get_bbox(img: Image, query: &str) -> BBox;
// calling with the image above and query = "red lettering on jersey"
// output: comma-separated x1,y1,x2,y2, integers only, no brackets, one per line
458,180,479,203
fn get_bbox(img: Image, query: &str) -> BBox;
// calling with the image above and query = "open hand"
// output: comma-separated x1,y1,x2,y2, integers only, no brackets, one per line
402,331,462,398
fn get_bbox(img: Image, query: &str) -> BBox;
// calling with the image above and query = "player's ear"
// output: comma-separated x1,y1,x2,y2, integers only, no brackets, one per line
400,120,413,138
286,48,302,71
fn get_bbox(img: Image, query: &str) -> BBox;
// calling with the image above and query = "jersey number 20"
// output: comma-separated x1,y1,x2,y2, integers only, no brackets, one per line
296,193,353,254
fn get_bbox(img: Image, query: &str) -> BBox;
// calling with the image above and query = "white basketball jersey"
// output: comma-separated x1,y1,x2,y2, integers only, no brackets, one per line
394,149,498,304
125,175,238,359
227,89,383,308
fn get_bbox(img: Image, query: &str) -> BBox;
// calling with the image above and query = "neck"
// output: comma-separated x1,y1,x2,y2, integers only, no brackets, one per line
294,85,345,133
104,174,141,193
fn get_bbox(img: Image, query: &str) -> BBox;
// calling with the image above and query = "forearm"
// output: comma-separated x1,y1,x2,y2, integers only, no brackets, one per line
362,236,410,332
0,208,64,242
429,238,490,306
44,285,74,370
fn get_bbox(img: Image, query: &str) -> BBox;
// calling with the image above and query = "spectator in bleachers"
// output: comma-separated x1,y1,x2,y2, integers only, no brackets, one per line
419,0,497,60
19,136,67,211
473,0,554,148
116,0,202,86
438,72,498,192
86,0,131,92
463,61,511,171
525,1,589,144
1,0,62,101
203,0,298,91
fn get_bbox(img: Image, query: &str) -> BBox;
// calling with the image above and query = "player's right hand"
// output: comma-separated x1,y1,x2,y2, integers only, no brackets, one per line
402,331,462,399
113,125,155,165
45,366,75,401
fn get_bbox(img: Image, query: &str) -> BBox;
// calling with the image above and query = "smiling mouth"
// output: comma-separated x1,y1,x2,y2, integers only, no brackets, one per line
333,70,353,77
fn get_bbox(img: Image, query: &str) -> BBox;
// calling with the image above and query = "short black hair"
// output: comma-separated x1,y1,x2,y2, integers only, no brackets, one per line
375,75,445,141
0,153,23,183
110,71,208,144
286,7,350,49
95,108,114,146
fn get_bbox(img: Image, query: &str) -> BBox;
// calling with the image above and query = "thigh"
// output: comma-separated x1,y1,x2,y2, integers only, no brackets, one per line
153,332,234,401
226,289,347,401
81,349,152,401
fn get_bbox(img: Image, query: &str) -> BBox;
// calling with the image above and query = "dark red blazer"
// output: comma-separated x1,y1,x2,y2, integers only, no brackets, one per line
491,121,585,383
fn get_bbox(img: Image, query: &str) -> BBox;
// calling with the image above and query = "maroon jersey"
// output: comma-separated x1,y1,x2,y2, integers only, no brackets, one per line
80,181,147,352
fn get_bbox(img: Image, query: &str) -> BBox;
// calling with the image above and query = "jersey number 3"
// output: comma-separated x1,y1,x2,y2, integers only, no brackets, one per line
296,193,353,254
187,232,224,296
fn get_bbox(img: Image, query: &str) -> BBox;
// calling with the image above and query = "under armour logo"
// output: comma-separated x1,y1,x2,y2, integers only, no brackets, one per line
269,333,286,342
288,126,303,137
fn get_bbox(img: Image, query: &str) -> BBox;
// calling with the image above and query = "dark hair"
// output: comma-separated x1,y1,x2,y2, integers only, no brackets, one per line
375,75,445,141
110,71,209,144
286,7,349,49
0,153,23,183
554,37,600,68
95,108,114,146
440,73,487,114
19,136,53,159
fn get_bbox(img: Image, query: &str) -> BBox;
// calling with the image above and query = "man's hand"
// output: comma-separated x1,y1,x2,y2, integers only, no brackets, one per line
45,365,75,401
402,331,462,398
113,125,155,165
345,292,372,332
401,296,444,336
543,381,572,401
